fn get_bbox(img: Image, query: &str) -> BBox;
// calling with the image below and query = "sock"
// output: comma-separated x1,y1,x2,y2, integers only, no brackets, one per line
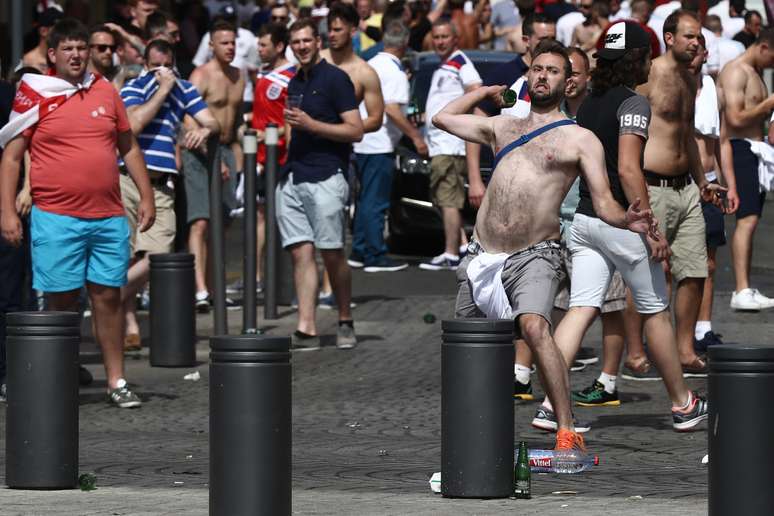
598,372,617,394
695,321,711,340
673,391,693,412
338,320,354,328
444,252,460,260
542,398,553,411
514,364,531,385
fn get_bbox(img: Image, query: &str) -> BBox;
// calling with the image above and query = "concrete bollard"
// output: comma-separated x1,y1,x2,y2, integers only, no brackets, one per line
209,334,291,515
150,253,196,366
5,311,80,489
441,318,514,498
709,344,774,516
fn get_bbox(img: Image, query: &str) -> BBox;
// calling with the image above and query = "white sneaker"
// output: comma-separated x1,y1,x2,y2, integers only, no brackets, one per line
730,289,761,311
751,288,774,309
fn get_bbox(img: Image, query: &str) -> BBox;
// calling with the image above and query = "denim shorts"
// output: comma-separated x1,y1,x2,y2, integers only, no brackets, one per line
276,172,348,249
30,206,130,292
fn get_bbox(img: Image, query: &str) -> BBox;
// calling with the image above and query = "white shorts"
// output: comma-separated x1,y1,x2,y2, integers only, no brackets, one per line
568,213,669,314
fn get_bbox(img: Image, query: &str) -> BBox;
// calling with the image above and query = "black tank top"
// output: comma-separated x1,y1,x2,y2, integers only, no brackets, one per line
575,86,639,218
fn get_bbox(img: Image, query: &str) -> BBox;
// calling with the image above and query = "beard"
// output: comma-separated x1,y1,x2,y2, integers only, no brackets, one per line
529,84,562,108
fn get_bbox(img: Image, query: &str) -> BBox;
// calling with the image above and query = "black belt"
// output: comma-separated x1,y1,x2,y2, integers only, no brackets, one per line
644,171,692,190
120,167,170,187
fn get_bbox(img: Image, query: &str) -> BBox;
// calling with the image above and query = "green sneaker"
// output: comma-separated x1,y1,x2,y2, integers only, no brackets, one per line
572,380,620,407
514,379,534,401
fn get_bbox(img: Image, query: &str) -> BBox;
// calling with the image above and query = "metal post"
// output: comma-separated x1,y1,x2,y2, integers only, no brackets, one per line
242,130,258,333
6,312,80,489
150,253,196,366
441,318,515,498
210,334,292,515
263,124,280,320
207,136,227,335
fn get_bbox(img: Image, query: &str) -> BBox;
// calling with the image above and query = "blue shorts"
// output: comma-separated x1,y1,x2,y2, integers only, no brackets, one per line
30,206,130,292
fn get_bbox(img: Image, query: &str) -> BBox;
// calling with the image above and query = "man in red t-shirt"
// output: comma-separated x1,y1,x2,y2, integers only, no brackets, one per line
0,19,156,409
247,22,296,291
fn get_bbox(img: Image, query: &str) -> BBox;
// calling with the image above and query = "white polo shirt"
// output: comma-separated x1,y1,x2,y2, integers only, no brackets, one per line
354,52,410,155
425,49,482,157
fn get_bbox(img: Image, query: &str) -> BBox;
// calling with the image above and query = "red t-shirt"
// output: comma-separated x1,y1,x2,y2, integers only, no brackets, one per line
23,78,130,218
252,63,297,166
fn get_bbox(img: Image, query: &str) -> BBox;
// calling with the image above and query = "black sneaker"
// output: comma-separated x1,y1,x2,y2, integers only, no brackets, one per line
570,360,587,372
347,253,365,268
531,406,591,433
573,380,620,407
363,257,409,273
418,253,460,271
672,392,708,431
291,331,321,351
694,331,724,354
575,347,599,365
514,379,534,400
79,365,94,386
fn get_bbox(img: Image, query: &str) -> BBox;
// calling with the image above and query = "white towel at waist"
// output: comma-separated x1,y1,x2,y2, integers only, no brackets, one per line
466,252,513,319
746,139,774,192
694,74,719,138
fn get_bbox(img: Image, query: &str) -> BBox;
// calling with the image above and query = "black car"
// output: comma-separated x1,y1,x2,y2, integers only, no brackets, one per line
387,50,518,252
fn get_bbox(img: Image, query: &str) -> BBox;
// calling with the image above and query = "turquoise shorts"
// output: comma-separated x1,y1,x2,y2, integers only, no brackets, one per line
30,206,130,292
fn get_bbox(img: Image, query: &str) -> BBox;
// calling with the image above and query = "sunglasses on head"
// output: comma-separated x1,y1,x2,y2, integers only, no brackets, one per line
90,44,117,53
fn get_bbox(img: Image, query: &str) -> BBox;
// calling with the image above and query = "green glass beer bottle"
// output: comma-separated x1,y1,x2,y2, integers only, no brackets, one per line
502,88,518,108
514,441,531,499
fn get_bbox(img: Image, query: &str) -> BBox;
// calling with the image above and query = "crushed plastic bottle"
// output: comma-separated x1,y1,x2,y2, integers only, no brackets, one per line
520,449,599,474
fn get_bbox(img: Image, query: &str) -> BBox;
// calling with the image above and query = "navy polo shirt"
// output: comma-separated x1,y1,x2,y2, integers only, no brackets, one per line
287,59,358,184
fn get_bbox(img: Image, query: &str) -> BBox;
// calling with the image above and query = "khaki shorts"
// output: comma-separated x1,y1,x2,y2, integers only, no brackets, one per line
648,182,708,282
120,173,176,255
430,155,466,209
554,247,626,313
455,240,565,331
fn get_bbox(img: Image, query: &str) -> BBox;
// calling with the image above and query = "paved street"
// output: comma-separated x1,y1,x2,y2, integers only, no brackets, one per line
1,201,773,515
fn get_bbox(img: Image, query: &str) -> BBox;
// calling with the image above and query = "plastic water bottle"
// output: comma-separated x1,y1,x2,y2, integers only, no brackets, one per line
520,449,599,474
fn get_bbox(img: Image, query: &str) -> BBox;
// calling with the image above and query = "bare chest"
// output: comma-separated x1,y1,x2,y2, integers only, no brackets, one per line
205,77,243,109
743,70,767,109
649,75,695,123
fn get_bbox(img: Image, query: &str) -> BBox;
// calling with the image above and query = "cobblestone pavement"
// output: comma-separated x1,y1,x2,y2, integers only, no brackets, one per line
1,206,773,515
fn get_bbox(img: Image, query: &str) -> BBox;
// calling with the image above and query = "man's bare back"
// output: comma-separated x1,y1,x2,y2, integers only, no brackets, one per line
320,49,379,102
638,56,698,175
22,48,48,74
718,57,771,140
190,60,244,144
474,115,601,253
320,49,384,131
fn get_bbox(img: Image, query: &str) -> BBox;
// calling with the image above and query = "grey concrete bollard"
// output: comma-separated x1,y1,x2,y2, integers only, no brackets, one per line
209,334,291,515
5,311,80,489
150,253,196,367
709,344,774,516
441,318,515,498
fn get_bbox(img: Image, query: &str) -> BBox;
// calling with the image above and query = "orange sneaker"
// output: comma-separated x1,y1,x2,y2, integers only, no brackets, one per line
555,428,586,452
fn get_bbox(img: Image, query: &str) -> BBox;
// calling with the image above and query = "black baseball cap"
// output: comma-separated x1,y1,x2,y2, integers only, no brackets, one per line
595,21,650,60
38,8,64,28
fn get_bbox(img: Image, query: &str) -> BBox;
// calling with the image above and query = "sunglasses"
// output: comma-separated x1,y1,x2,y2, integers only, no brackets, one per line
272,15,289,21
90,44,117,53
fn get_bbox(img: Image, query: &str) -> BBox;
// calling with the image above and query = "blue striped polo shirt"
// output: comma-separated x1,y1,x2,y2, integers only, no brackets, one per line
120,70,207,174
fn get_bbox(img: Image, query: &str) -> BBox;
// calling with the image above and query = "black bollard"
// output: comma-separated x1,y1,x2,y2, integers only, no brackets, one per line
709,345,774,516
210,335,291,515
150,253,196,366
441,318,514,498
242,129,258,333
5,311,80,489
263,124,294,318
207,136,228,335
